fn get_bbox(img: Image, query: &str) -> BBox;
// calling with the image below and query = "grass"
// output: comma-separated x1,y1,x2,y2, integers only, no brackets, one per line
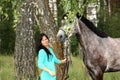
0,55,15,80
68,56,90,80
0,55,120,80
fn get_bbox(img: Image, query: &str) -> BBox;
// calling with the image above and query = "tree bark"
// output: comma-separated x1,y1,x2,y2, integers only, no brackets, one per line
14,0,36,80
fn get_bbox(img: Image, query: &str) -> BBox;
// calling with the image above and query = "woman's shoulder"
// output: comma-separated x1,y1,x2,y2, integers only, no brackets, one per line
49,47,55,55
39,49,45,52
49,47,54,52
38,49,46,55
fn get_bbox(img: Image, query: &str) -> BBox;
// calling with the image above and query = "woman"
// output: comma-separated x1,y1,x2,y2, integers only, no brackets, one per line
36,33,66,80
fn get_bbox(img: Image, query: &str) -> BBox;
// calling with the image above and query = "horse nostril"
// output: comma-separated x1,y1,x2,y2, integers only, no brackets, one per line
57,30,65,42
60,35,63,39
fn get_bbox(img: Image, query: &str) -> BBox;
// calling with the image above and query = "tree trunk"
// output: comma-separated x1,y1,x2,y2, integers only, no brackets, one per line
34,0,65,80
14,0,36,80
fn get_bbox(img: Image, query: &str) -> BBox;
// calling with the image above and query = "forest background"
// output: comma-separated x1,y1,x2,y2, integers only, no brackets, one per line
0,0,120,80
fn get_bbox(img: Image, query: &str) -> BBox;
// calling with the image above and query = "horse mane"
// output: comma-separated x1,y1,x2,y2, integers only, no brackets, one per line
76,14,108,38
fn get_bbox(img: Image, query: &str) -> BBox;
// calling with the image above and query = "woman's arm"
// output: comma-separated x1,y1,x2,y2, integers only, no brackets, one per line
38,49,46,69
50,48,67,64
42,67,56,76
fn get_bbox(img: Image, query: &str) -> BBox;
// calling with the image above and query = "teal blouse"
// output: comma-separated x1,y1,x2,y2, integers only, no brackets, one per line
38,48,60,80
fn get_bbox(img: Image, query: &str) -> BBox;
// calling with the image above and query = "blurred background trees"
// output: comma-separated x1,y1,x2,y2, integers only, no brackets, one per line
0,0,120,56
0,0,16,54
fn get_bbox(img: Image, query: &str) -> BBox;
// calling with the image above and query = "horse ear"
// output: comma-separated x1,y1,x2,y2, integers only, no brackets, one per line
62,13,69,20
76,12,81,19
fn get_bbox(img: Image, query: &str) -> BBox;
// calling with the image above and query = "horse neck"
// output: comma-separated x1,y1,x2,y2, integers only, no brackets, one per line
76,20,101,51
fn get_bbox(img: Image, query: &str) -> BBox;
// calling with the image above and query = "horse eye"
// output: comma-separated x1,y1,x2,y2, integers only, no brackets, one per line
69,21,72,23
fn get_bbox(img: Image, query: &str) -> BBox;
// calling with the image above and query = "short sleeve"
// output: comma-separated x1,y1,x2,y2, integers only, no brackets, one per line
38,49,46,69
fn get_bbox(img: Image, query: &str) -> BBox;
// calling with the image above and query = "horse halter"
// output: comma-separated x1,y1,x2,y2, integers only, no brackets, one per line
59,27,72,40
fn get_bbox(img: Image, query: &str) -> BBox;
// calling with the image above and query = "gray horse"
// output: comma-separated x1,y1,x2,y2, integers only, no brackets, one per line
57,14,120,80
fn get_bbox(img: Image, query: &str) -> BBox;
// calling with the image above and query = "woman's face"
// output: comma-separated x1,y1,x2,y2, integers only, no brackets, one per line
41,36,49,48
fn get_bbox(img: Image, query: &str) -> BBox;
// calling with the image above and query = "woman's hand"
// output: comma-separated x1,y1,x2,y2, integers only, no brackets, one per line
42,67,56,76
48,70,56,76
60,57,71,64
62,58,67,63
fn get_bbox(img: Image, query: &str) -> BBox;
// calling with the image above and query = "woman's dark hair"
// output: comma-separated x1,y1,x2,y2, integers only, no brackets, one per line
36,33,52,59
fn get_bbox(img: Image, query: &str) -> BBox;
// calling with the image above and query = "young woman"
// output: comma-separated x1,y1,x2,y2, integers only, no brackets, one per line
36,33,66,80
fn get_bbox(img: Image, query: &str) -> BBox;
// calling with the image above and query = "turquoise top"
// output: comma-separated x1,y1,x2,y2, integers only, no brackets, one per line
38,48,60,80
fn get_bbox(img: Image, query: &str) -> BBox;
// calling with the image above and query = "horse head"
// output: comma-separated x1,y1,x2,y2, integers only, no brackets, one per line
57,14,80,42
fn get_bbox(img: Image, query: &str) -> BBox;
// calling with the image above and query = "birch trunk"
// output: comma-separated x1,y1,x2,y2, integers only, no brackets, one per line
14,0,36,80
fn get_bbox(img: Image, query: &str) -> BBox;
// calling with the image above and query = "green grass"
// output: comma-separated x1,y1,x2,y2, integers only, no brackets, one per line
68,56,90,80
0,55,15,80
0,55,120,80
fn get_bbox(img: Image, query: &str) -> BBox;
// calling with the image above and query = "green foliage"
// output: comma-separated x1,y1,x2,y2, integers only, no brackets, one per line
60,0,78,13
70,35,79,56
0,0,15,54
57,1,64,29
59,0,81,23
0,0,21,54
106,10,120,37
59,0,98,20
98,9,120,37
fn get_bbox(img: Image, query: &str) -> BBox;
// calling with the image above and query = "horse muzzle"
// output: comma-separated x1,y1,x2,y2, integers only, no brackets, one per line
57,29,66,42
